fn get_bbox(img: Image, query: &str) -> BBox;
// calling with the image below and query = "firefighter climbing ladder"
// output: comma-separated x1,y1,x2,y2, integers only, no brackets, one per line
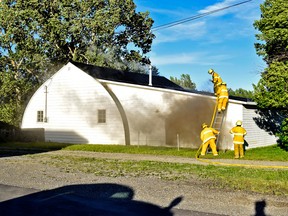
201,100,227,155
210,100,226,147
196,69,228,157
196,98,227,157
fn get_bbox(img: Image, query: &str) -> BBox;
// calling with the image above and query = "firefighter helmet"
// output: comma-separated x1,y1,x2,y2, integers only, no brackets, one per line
202,123,208,128
208,69,214,74
236,120,242,126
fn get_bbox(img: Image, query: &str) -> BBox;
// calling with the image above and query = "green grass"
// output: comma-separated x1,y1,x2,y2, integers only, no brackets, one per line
62,143,288,161
64,144,199,157
1,142,287,161
36,154,288,196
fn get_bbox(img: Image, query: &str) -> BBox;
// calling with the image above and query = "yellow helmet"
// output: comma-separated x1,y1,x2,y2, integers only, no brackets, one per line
202,123,208,128
208,69,214,74
236,120,242,126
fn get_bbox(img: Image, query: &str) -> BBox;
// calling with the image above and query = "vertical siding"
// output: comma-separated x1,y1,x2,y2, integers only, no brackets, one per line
22,63,125,144
106,84,217,148
243,105,278,148
22,63,279,149
106,84,166,146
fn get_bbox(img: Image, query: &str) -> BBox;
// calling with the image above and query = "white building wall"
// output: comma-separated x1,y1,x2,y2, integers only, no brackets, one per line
22,63,125,144
217,101,278,150
219,101,244,150
243,106,278,148
104,82,217,148
104,83,167,146
22,62,279,149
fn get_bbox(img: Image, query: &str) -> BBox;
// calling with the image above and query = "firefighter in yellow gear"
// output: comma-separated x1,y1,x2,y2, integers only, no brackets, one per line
216,82,229,112
200,123,219,156
230,120,247,159
208,69,223,93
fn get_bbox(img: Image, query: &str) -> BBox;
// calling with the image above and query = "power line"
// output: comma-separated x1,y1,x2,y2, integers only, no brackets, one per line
152,0,253,32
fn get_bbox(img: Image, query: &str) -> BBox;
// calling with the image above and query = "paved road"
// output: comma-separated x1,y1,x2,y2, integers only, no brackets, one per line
0,184,225,216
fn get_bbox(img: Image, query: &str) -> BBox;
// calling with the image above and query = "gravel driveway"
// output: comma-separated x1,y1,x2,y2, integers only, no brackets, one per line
0,150,287,216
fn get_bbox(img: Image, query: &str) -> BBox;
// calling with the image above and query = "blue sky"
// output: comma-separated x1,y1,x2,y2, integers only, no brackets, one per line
134,0,265,91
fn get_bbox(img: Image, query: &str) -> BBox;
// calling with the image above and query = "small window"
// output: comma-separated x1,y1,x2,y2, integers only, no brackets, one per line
98,109,106,123
37,111,44,122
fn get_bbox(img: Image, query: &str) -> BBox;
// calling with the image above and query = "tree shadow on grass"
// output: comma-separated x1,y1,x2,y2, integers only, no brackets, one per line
0,143,72,158
0,183,183,216
0,147,53,158
0,130,85,158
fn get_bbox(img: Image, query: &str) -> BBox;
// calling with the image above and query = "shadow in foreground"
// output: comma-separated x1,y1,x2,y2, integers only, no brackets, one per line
0,183,182,216
254,199,267,216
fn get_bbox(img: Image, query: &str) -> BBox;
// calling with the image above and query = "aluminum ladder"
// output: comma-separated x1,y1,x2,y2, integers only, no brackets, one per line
205,100,226,153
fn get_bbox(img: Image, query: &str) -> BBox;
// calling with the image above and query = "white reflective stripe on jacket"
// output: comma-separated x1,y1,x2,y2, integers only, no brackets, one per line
230,126,247,144
201,127,218,144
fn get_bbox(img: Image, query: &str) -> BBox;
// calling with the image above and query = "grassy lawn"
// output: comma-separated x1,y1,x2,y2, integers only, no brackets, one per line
42,154,288,195
1,141,287,161
1,142,288,195
67,143,288,161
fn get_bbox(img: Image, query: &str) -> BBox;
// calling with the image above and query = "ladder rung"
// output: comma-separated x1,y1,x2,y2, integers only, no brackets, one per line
211,102,226,147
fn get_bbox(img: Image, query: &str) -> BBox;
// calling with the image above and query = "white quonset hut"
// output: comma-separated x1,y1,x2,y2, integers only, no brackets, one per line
21,62,277,150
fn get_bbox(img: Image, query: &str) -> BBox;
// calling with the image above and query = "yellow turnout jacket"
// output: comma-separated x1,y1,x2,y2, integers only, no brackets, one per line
216,84,229,98
212,72,222,85
200,127,219,144
230,126,247,144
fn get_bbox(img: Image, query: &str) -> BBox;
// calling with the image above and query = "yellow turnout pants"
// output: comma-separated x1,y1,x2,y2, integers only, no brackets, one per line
201,138,218,156
218,97,228,111
234,144,244,158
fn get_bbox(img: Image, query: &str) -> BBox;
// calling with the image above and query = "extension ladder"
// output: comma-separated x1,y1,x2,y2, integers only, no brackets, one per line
206,100,227,152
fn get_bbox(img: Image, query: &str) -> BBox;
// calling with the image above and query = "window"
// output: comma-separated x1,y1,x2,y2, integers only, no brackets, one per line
98,109,106,123
37,111,44,122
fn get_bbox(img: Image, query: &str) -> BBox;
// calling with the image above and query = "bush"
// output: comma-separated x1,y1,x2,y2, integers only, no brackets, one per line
0,121,19,142
278,118,288,150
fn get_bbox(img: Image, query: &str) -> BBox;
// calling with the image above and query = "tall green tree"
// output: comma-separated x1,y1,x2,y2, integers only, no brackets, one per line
253,62,288,109
253,0,288,110
0,0,155,125
170,74,196,90
228,88,253,99
254,0,288,64
253,0,288,148
151,65,159,76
